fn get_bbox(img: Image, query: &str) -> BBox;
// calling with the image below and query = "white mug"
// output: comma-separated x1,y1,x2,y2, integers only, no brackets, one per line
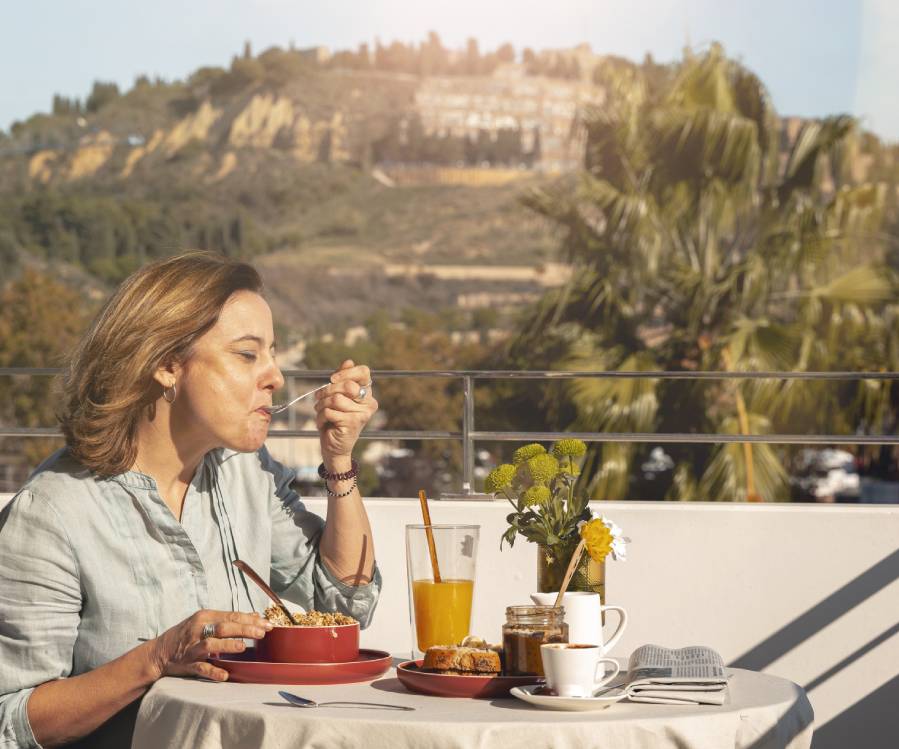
530,591,627,654
540,643,621,698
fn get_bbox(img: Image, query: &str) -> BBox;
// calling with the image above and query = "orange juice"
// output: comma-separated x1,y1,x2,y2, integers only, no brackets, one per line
412,578,474,651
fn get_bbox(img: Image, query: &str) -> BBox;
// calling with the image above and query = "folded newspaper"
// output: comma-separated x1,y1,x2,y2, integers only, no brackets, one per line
622,645,729,705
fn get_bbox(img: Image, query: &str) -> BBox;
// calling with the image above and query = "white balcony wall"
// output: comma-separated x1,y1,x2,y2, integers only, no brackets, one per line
1,494,896,748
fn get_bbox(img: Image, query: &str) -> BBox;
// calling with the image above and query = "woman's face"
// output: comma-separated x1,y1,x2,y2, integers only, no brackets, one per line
174,290,284,453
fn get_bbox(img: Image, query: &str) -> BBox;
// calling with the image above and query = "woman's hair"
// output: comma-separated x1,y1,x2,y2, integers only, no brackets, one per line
59,251,263,476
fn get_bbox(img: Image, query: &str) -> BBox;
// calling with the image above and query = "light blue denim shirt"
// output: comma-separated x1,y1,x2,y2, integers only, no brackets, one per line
0,446,381,748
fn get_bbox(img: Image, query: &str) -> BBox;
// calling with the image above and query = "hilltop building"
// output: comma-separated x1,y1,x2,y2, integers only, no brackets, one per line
414,61,605,173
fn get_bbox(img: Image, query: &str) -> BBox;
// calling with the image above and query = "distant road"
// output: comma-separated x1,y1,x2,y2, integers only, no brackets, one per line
382,262,571,286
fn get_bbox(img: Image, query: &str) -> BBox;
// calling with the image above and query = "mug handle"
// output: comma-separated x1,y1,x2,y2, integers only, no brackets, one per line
593,658,620,689
599,605,628,653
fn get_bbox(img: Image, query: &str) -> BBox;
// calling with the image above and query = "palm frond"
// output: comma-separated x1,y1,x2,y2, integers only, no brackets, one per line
812,265,894,305
563,349,660,434
697,415,789,501
584,441,633,501
779,115,856,198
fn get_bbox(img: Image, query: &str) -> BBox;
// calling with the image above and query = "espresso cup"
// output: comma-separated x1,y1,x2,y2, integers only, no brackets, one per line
540,643,621,698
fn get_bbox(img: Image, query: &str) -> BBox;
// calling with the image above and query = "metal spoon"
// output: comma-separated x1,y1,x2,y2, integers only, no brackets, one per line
264,383,330,415
232,559,298,624
278,690,414,711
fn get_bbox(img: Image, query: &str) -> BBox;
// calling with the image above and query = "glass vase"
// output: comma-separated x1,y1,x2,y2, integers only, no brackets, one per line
536,542,605,607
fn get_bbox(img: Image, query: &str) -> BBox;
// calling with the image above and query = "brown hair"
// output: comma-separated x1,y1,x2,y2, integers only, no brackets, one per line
59,251,263,476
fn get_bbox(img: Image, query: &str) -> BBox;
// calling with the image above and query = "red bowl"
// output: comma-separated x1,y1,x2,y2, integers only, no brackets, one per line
257,623,360,663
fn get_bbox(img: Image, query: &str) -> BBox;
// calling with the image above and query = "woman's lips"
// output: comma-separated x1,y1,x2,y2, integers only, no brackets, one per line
255,408,272,419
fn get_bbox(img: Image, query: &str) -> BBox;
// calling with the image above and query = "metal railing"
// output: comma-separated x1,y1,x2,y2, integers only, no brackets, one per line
2,367,899,497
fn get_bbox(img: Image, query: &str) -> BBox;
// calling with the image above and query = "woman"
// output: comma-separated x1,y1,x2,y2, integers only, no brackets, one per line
0,252,381,748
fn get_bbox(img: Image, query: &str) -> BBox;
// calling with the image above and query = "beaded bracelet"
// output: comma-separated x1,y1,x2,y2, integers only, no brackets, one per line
318,459,358,482
325,476,357,498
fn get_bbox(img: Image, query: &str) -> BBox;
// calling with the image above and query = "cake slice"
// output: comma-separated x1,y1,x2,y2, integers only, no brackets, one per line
423,645,502,675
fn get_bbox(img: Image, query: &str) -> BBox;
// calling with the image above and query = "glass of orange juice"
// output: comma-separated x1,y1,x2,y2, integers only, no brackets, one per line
405,524,479,658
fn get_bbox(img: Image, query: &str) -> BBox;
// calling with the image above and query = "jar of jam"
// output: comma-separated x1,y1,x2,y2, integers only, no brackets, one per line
502,605,568,676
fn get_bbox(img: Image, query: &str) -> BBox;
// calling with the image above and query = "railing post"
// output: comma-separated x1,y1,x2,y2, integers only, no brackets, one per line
287,375,296,469
462,374,474,495
440,374,493,500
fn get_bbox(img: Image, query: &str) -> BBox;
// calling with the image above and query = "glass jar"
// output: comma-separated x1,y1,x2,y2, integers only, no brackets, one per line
502,605,568,676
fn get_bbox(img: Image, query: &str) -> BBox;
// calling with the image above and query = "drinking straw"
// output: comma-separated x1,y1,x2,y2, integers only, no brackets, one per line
418,489,442,583
553,537,587,609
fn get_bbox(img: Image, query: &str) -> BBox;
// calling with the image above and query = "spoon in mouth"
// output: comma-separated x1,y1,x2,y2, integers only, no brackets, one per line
264,383,330,415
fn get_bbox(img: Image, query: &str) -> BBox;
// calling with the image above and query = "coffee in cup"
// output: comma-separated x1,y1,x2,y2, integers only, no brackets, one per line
540,643,620,698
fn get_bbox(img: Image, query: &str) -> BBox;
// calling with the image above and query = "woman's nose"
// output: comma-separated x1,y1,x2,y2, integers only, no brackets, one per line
265,361,285,391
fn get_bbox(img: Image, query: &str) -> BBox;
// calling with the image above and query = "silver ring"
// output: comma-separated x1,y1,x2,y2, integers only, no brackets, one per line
201,623,216,640
356,386,368,401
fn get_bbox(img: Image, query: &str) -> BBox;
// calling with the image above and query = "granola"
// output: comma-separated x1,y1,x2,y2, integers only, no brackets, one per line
263,605,357,627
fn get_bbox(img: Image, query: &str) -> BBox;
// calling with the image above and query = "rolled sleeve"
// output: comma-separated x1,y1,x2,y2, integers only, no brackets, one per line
314,556,383,629
0,688,38,749
260,447,382,628
0,490,82,749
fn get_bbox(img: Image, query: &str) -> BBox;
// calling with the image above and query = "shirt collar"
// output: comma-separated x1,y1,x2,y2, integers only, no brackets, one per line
109,455,207,491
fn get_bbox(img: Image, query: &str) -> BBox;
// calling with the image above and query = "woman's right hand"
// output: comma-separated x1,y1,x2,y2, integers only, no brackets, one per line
148,610,272,682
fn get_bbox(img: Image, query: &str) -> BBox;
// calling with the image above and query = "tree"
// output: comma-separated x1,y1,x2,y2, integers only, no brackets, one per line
304,310,489,497
85,81,120,113
52,95,82,116
0,271,92,472
419,31,448,76
509,45,898,502
497,43,515,64
465,38,480,75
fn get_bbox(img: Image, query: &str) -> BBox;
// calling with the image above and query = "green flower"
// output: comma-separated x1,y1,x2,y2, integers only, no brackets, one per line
513,443,547,465
484,464,516,493
522,485,552,506
552,439,587,459
526,453,560,485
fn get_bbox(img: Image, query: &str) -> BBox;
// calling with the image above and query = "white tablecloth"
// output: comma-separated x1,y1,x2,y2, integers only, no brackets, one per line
132,662,813,749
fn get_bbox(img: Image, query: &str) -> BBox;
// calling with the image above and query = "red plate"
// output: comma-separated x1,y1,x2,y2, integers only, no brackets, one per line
210,648,392,685
396,660,542,698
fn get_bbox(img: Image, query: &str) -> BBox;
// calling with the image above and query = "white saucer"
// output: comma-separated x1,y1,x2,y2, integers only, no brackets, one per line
510,684,628,712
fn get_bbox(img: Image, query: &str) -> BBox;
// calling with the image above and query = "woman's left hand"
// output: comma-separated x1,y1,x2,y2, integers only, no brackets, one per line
314,360,378,462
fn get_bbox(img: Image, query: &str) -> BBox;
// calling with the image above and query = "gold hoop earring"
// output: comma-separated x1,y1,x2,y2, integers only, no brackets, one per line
163,384,177,404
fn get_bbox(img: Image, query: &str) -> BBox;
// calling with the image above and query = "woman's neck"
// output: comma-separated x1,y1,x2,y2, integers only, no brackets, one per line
132,413,209,520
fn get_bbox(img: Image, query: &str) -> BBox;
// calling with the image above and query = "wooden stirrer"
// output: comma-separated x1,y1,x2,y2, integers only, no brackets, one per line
418,489,442,583
553,537,587,609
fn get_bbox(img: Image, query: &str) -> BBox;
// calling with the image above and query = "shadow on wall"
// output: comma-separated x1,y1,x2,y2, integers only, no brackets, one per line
811,674,899,749
730,548,899,749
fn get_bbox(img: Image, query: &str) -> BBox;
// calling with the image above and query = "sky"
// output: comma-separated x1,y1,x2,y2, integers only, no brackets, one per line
2,0,897,141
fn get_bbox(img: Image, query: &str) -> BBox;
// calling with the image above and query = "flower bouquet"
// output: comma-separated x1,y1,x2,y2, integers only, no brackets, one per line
485,439,627,595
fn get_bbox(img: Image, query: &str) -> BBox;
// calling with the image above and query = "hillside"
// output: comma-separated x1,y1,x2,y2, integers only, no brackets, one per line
0,49,580,335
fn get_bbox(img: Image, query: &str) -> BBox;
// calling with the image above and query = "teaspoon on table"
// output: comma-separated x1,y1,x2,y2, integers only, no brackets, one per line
232,559,298,624
279,691,415,711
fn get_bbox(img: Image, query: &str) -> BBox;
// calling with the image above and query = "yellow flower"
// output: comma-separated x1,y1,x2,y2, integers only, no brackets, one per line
485,464,515,493
522,485,552,506
526,453,560,485
552,439,587,459
513,443,546,465
580,518,614,563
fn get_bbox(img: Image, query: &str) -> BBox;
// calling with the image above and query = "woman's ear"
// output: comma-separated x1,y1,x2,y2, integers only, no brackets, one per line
151,360,181,390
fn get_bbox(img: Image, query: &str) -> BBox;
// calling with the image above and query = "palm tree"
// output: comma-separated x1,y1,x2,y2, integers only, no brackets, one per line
506,45,898,502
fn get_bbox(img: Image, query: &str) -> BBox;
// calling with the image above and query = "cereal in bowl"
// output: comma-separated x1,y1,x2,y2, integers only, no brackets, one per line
263,606,357,627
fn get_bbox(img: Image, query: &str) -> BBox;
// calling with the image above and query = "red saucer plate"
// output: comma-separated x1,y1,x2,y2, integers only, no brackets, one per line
210,648,391,685
396,660,542,698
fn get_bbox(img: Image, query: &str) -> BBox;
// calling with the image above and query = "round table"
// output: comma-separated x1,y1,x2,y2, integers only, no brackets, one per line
132,663,814,749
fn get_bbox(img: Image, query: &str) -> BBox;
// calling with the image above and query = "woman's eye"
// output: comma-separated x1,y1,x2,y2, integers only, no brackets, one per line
238,352,257,361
